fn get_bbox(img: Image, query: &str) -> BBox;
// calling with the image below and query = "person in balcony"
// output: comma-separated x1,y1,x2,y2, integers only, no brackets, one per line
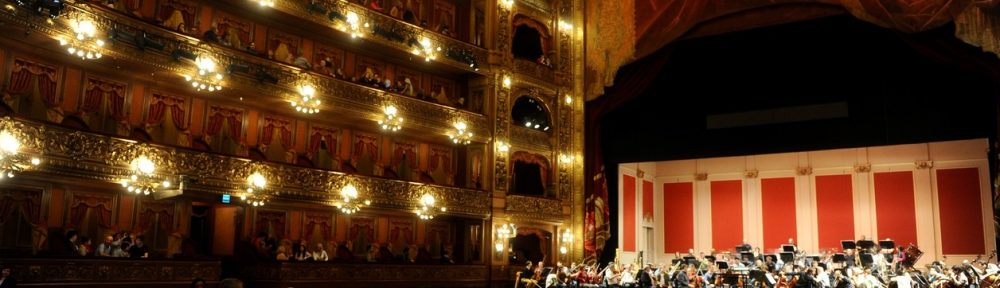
433,86,453,106
203,23,219,43
389,0,403,18
313,243,330,261
128,236,150,258
403,0,417,24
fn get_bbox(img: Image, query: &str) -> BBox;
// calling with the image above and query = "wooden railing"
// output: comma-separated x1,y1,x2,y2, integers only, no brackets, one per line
0,257,221,287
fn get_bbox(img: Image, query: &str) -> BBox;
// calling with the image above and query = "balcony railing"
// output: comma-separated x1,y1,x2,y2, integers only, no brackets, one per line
0,257,221,286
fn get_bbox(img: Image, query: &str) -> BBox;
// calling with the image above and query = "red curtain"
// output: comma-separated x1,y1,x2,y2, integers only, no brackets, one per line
393,145,417,167
8,61,58,106
147,95,188,129
353,136,377,159
135,201,174,234
83,81,127,121
159,2,194,25
68,197,113,229
304,214,332,241
261,121,293,148
584,46,673,263
429,150,451,172
0,192,40,225
390,226,414,244
308,131,337,154
255,211,285,238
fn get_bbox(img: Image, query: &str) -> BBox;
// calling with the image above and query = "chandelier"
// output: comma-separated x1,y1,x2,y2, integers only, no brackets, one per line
448,121,472,145
241,170,269,206
378,105,403,132
184,56,224,92
415,192,446,220
291,84,320,114
495,223,517,252
411,36,440,62
334,184,370,214
59,18,105,60
0,119,41,180
120,155,175,195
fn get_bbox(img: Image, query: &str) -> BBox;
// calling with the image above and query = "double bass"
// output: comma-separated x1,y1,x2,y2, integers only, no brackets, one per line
979,250,999,288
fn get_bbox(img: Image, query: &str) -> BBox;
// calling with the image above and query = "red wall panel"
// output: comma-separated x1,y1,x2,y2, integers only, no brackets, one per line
761,177,797,250
815,174,855,251
873,171,918,247
623,175,637,252
711,180,743,252
643,180,654,222
936,168,985,254
664,182,694,253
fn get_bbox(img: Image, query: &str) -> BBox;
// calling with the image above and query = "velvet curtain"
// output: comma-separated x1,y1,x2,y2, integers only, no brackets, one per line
0,192,41,225
7,61,59,106
82,80,127,121
261,119,293,148
255,211,285,239
146,95,187,129
429,149,451,172
304,213,332,241
584,46,674,264
353,136,378,160
308,130,337,154
135,201,174,234
68,195,114,229
392,144,418,167
205,108,242,137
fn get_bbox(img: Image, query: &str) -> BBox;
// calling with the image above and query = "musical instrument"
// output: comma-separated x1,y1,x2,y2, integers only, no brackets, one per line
902,244,923,268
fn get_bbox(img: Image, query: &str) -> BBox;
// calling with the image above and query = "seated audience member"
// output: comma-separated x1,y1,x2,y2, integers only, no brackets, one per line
65,230,81,256
190,278,206,288
128,236,150,258
78,236,93,256
97,234,116,257
276,246,289,261
378,243,394,262
313,243,330,261
219,278,244,288
0,266,16,288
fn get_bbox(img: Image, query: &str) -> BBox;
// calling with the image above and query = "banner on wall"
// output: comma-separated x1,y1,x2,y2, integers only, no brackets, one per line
584,165,611,264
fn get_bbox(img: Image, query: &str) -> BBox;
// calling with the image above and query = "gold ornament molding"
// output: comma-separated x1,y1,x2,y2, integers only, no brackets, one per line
505,194,563,220
18,118,490,216
854,163,872,173
915,160,934,170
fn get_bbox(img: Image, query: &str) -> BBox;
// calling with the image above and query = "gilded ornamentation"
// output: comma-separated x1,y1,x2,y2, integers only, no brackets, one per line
695,173,708,181
744,170,759,179
0,258,220,283
915,160,934,170
15,119,490,216
796,166,813,176
241,262,487,284
514,59,556,84
854,163,871,173
506,195,562,220
510,126,552,150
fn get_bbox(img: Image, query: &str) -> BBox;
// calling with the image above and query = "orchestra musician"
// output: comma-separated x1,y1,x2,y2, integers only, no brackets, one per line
521,261,540,288
674,265,692,288
835,270,855,288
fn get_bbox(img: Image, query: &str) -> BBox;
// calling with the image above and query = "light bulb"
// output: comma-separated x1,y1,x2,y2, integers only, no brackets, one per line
0,130,21,154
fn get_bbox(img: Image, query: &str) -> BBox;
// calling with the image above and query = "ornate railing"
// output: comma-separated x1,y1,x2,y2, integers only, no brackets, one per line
514,58,557,84
0,257,221,286
274,0,489,74
505,194,563,221
0,3,489,139
12,118,491,217
241,262,488,288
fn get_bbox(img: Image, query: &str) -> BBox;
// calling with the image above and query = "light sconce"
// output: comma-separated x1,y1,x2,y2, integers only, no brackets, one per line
120,154,175,195
335,183,370,214
291,84,321,114
559,154,574,164
378,105,403,132
564,95,573,105
502,75,511,88
253,0,275,7
184,56,224,92
411,36,440,62
558,20,573,31
59,18,105,60
449,121,472,145
559,228,574,255
496,141,509,153
0,118,41,180
495,223,517,252
415,192,446,220
500,0,514,9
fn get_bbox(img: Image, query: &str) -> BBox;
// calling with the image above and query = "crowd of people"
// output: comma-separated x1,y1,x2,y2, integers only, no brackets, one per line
516,239,998,288
245,232,455,264
53,230,151,259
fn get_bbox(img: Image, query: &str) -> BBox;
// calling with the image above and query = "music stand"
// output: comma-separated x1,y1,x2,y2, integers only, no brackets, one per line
860,253,874,266
780,252,794,263
819,263,828,270
723,274,742,285
782,245,797,252
879,240,895,250
750,270,768,285
842,240,857,251
833,253,846,263
540,267,553,279
736,244,752,253
706,255,717,263
685,256,699,266
717,261,730,270
858,240,876,251
741,252,754,263
765,254,778,263
672,258,683,265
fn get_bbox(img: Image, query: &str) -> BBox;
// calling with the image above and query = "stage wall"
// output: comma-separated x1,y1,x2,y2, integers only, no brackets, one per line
618,139,995,267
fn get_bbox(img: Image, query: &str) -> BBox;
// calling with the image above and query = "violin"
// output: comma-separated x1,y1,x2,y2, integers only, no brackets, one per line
692,271,704,288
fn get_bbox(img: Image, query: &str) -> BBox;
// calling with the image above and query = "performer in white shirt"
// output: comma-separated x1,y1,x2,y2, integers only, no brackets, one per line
892,271,912,288
817,267,832,288
620,263,637,287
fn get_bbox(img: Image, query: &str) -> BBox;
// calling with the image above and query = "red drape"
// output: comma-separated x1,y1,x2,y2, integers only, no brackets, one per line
255,211,286,239
429,149,452,172
584,46,673,263
206,107,242,137
393,144,418,167
159,2,194,26
68,195,114,229
146,94,187,129
82,80,127,121
261,119,293,148
0,191,41,225
353,136,378,159
8,60,59,106
304,213,332,241
135,201,174,234
390,225,414,244
308,130,337,154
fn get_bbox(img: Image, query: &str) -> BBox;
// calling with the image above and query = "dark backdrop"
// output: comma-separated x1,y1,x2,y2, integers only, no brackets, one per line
592,15,1000,264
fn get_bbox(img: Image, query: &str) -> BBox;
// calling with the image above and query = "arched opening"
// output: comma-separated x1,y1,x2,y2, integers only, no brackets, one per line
510,151,550,197
511,96,551,132
508,230,550,265
512,15,551,63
